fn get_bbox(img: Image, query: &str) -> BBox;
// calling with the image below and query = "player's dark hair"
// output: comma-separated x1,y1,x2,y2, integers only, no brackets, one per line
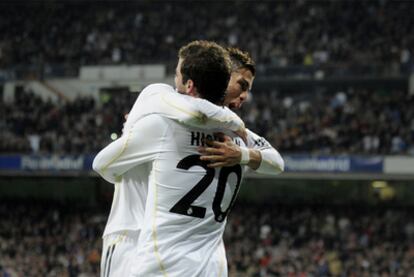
226,47,256,76
178,41,231,105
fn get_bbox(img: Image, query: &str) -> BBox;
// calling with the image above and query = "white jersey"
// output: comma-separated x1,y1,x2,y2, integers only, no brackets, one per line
94,83,284,236
95,83,247,237
245,129,284,175
93,83,284,276
95,114,246,276
101,165,149,236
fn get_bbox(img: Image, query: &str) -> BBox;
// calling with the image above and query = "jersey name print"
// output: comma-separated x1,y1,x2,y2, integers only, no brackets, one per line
189,131,242,147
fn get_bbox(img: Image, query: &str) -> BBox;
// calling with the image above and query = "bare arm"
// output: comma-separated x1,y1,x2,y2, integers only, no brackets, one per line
198,136,261,169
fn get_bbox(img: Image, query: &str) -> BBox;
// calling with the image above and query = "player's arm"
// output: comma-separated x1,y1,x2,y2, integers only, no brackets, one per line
198,129,284,175
245,129,284,175
93,115,166,183
124,83,246,139
161,92,246,136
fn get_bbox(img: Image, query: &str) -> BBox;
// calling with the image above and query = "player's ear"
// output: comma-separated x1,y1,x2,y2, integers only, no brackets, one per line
186,79,199,98
185,79,194,92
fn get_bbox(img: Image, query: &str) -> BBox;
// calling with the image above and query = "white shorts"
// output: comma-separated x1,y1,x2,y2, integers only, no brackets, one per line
100,230,140,277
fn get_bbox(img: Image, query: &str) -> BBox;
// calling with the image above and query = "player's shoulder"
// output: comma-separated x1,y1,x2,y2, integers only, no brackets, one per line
140,113,169,124
140,83,175,97
246,128,258,139
133,113,171,133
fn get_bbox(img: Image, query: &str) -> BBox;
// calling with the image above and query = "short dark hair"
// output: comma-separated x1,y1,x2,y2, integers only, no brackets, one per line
178,41,231,105
226,47,256,76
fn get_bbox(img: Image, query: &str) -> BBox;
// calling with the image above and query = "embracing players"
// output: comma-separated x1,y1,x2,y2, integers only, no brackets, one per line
93,41,284,276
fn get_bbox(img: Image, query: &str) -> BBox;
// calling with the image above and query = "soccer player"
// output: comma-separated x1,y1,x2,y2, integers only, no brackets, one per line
94,41,245,277
198,47,284,172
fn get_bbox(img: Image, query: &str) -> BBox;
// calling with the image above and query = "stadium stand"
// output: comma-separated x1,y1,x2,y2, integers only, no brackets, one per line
1,87,413,156
0,200,104,277
1,201,414,276
0,88,134,155
239,88,414,156
225,203,414,277
0,1,413,74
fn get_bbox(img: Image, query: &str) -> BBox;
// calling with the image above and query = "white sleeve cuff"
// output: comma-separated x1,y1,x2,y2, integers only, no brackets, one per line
239,147,250,165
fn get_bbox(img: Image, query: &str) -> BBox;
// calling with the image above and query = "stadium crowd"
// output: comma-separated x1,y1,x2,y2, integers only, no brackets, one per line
225,203,414,277
0,1,413,74
239,88,414,156
0,89,135,155
1,87,413,156
0,200,104,277
1,200,414,277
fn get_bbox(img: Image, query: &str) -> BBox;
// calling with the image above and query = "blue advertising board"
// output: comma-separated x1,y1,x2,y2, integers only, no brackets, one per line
283,155,383,173
0,154,384,173
0,155,94,171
